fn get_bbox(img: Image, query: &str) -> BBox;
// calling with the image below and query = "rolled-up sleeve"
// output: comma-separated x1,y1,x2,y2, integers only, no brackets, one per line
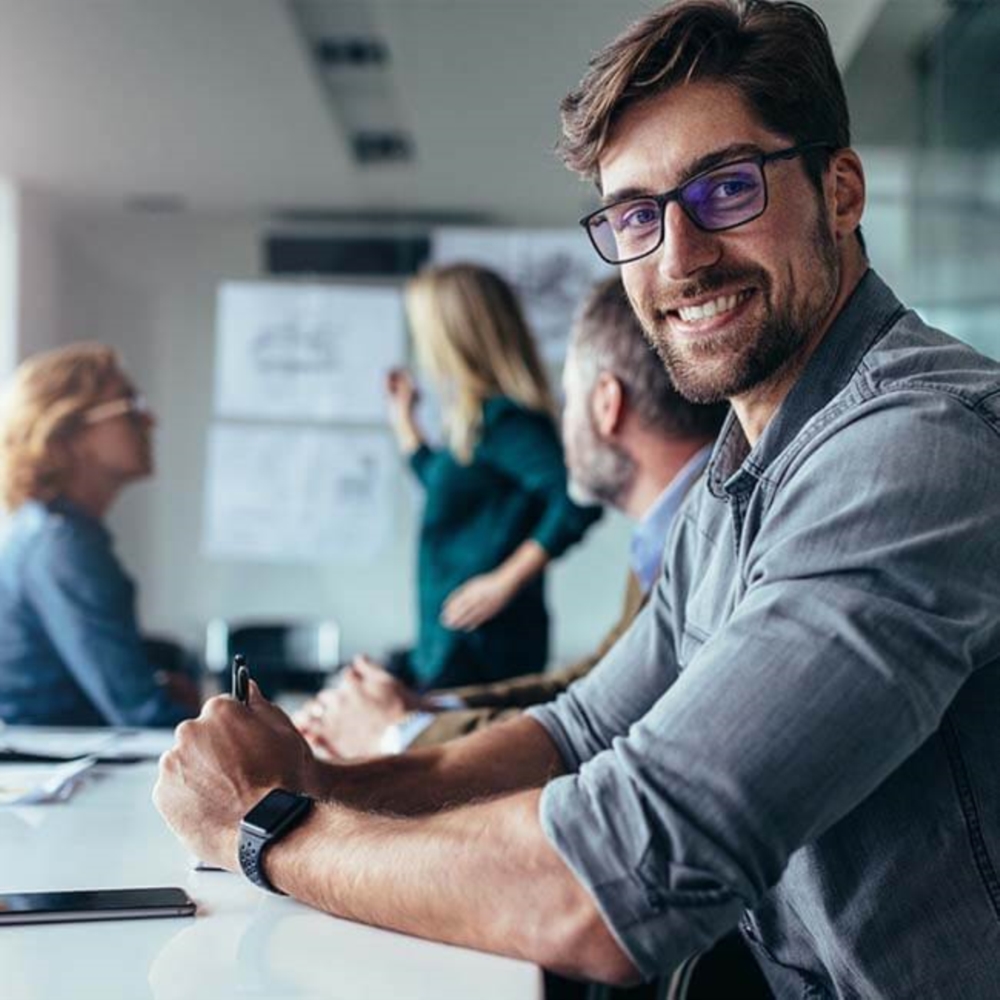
530,393,1000,978
528,594,680,768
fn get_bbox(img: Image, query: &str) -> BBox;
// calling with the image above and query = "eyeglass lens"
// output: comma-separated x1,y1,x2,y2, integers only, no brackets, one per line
588,159,767,263
83,394,150,425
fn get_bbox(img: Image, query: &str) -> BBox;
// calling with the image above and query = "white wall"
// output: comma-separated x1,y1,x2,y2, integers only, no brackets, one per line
15,185,66,358
58,211,632,664
0,180,68,377
0,179,17,379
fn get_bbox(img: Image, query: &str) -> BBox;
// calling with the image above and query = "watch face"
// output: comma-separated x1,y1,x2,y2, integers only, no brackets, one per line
243,789,311,837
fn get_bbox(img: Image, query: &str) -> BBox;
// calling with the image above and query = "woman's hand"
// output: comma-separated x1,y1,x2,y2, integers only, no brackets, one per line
385,368,423,454
441,541,550,632
441,570,519,631
386,367,419,411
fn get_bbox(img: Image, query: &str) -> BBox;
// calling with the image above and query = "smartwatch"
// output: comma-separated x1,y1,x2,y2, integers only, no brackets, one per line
238,788,313,894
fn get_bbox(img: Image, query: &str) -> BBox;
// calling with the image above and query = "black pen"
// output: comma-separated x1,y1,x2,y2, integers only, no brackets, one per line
231,654,250,705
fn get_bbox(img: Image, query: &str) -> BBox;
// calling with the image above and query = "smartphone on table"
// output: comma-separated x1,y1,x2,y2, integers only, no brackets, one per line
0,887,196,925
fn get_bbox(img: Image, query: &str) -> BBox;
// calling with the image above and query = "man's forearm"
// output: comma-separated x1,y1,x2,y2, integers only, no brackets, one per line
153,693,634,981
266,785,637,983
410,704,522,747
309,715,565,815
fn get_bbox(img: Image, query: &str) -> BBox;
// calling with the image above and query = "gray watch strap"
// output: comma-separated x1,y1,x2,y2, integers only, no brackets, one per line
239,788,313,895
238,827,285,895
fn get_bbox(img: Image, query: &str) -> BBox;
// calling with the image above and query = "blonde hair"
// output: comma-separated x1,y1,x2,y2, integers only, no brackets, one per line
0,343,125,510
405,264,556,462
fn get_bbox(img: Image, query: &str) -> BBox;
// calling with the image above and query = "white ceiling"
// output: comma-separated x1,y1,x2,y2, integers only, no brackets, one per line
0,0,890,224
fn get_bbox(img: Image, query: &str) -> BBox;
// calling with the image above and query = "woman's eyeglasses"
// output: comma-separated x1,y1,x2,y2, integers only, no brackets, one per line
81,394,152,425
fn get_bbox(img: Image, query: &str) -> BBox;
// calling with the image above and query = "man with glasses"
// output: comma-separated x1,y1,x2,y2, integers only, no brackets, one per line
0,343,200,727
155,2,1000,996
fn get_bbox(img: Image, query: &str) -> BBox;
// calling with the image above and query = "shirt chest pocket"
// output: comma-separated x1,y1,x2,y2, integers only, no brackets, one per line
673,549,742,671
677,620,711,671
675,567,725,669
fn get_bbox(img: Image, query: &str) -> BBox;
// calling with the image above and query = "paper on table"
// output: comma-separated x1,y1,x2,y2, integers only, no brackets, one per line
0,727,176,762
94,729,176,760
0,756,97,806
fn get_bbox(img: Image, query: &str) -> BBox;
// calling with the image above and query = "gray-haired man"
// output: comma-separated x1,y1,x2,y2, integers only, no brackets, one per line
295,276,725,759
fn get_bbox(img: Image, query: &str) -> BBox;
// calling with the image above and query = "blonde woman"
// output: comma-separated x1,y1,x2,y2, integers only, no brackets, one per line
0,344,198,726
386,263,600,690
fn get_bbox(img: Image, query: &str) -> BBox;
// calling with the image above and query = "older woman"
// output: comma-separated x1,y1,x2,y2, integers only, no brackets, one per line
0,343,198,726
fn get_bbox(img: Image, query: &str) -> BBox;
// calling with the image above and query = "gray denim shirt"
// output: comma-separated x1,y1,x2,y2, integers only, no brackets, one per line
529,271,1000,999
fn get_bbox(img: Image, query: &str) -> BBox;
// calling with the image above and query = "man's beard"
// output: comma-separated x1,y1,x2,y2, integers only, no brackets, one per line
566,412,635,508
637,217,840,404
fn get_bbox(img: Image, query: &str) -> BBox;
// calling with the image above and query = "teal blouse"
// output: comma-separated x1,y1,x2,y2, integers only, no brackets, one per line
407,396,600,690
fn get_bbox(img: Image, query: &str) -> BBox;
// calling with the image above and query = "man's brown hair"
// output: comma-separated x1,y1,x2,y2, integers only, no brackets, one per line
559,0,850,194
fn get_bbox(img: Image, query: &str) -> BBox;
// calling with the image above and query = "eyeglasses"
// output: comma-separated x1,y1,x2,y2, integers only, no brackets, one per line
580,142,833,265
82,394,152,425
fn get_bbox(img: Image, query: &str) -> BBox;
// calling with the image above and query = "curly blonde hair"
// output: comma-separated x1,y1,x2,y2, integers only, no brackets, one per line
405,264,555,463
0,343,125,510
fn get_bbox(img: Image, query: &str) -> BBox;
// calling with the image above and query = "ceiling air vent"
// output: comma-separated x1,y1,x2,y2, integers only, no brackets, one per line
315,38,388,68
289,2,414,167
352,131,413,164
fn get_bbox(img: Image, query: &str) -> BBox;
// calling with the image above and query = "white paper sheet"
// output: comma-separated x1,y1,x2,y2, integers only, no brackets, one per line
0,726,176,762
214,282,405,422
431,228,606,365
202,424,396,563
0,757,97,806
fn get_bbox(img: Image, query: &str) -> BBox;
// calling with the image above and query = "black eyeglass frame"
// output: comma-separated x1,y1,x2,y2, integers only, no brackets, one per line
579,141,836,265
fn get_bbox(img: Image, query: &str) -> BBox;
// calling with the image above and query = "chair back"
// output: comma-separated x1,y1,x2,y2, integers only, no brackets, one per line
143,634,199,676
204,619,341,697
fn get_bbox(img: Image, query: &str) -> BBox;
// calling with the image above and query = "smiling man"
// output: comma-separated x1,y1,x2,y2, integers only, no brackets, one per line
154,2,1000,997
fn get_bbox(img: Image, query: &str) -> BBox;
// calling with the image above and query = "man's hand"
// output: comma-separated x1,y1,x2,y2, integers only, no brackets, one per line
441,570,519,631
294,656,426,760
153,682,323,870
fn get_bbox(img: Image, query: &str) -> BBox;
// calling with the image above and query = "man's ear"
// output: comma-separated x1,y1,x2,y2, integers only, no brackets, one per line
827,148,865,243
591,371,625,438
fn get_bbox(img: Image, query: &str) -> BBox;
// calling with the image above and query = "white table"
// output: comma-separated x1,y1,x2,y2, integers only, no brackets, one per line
0,760,542,1000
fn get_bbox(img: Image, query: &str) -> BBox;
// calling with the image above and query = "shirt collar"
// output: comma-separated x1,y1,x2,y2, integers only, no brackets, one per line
707,269,906,498
630,443,713,593
49,496,109,538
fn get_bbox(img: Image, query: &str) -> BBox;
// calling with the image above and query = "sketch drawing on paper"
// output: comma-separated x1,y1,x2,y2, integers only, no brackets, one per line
202,424,396,563
214,282,405,423
251,319,340,375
